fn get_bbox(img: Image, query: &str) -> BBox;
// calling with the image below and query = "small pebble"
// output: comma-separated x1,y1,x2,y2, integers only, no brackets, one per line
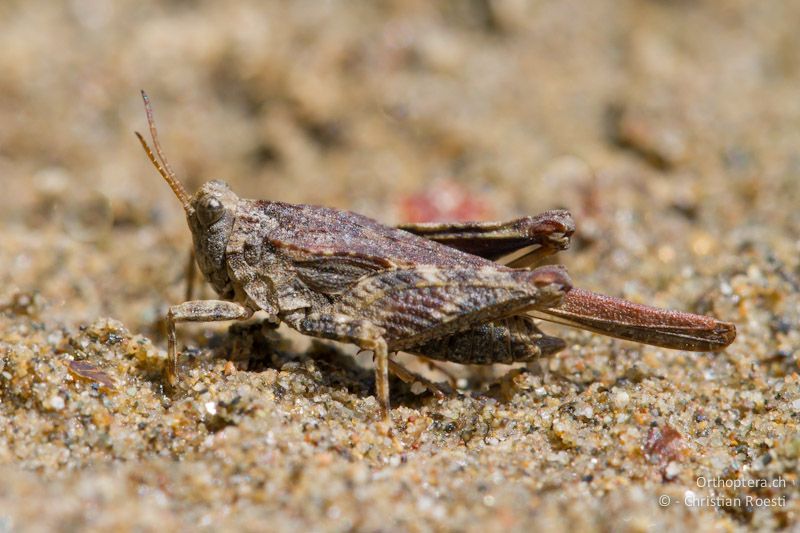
48,396,65,410
613,390,630,409
410,382,427,395
664,461,681,480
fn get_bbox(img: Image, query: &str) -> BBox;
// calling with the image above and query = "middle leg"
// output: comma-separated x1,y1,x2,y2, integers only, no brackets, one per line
292,265,570,418
285,313,391,420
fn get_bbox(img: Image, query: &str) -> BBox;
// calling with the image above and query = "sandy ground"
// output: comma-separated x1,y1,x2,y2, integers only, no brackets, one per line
0,1,798,531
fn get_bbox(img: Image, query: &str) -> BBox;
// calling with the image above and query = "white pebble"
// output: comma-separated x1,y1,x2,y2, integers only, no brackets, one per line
410,382,427,395
547,451,570,465
49,395,65,410
664,461,680,480
613,390,630,409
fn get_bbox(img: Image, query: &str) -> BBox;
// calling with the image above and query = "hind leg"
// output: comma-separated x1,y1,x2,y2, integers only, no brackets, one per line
397,210,575,267
387,356,447,398
407,316,566,365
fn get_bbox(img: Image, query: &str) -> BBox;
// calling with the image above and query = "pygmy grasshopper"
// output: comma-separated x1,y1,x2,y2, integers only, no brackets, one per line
135,92,735,421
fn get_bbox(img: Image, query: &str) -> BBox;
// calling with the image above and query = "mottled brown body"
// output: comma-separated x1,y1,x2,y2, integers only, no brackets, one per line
135,92,736,422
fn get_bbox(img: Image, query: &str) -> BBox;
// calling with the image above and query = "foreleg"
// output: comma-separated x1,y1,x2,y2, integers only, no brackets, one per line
166,300,253,386
184,247,198,301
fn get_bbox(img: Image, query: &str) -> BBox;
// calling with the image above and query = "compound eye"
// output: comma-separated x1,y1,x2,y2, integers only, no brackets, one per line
198,197,224,226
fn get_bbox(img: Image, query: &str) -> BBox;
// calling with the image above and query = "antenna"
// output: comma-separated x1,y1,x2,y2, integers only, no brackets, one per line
135,90,193,213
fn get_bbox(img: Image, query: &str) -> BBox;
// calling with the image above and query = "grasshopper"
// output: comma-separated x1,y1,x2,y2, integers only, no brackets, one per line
135,91,735,421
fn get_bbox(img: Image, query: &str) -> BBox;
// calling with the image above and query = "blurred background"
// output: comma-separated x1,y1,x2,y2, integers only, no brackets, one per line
2,0,799,333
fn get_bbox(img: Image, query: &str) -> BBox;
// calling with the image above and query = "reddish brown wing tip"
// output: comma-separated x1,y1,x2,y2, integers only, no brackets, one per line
534,287,737,352
709,320,737,351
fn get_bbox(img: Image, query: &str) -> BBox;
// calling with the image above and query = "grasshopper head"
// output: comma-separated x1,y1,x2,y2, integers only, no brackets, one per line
189,180,239,228
185,180,240,298
135,91,239,298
